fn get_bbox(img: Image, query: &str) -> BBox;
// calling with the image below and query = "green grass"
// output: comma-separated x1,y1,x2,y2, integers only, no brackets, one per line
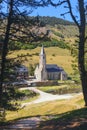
13,94,39,104
8,89,39,111
6,93,84,122
8,47,74,74
15,89,39,104
38,84,82,95
50,25,78,44
4,97,86,130
38,107,87,130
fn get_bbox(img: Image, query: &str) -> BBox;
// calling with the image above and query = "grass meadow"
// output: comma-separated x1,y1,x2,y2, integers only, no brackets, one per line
6,93,84,122
8,47,74,75
38,84,82,95
6,93,87,130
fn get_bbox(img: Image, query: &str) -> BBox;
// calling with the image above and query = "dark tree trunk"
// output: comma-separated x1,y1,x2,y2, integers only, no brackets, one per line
79,31,87,106
0,0,13,107
78,0,87,106
81,73,87,106
66,0,87,106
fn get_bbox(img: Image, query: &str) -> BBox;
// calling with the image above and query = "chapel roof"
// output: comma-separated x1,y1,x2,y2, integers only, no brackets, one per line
46,64,63,72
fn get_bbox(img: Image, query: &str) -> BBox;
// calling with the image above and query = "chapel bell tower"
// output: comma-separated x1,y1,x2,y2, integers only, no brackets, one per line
39,45,46,69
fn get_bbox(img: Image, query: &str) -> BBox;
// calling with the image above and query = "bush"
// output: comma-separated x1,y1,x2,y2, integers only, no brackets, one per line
0,108,5,123
8,38,69,50
52,54,56,57
1,88,38,110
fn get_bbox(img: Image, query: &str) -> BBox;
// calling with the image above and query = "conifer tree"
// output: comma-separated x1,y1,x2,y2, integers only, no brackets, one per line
45,0,87,106
0,0,47,108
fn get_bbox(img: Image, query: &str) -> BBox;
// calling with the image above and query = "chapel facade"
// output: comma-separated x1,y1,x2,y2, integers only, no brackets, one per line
34,46,67,81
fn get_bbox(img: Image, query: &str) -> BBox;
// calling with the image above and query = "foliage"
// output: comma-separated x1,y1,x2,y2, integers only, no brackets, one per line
8,38,69,50
0,0,49,110
51,30,64,38
0,15,77,52
42,0,87,106
85,26,87,70
38,39,69,49
0,108,5,123
70,36,79,75
29,64,36,76
39,16,74,26
1,87,38,110
8,41,37,50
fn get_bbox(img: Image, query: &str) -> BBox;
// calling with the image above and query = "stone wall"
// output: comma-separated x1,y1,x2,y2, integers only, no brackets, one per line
31,80,58,87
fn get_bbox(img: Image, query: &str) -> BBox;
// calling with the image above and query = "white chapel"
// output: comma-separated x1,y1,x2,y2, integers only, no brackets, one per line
34,46,67,81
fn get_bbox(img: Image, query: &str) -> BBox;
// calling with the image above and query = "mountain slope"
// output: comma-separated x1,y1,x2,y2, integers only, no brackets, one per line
0,16,78,50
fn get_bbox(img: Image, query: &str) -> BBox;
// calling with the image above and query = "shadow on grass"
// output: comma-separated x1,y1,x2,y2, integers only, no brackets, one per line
0,107,87,130
38,107,87,130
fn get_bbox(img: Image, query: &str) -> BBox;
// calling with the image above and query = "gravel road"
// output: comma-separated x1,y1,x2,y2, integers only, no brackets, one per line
20,87,81,107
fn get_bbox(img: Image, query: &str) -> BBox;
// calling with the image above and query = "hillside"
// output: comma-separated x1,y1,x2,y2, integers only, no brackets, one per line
34,16,77,46
0,16,78,50
39,16,74,26
4,16,78,75
8,47,74,75
32,16,78,45
47,24,78,44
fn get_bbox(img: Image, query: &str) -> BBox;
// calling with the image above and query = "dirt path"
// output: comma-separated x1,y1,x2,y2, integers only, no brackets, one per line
21,87,81,107
1,117,42,130
1,87,82,130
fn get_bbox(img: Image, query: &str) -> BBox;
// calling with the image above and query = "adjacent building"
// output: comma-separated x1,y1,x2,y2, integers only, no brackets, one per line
15,65,28,80
34,46,67,81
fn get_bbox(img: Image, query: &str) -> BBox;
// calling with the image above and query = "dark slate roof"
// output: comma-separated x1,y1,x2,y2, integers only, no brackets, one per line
46,64,63,72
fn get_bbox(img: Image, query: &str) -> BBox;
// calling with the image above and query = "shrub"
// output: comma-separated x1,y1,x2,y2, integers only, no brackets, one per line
8,38,69,50
52,54,56,57
0,108,5,123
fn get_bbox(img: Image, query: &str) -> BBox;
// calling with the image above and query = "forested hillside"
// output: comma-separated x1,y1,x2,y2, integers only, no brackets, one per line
0,16,78,51
39,16,74,26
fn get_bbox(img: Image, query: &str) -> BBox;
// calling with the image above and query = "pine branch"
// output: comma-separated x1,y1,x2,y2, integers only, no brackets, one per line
48,0,67,7
66,0,80,28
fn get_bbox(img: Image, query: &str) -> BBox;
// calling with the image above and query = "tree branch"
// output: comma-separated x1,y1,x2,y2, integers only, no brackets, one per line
66,0,80,28
48,0,67,7
61,11,70,16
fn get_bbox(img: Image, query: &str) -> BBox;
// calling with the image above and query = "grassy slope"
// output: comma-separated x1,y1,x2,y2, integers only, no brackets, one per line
38,84,82,94
49,25,78,44
38,107,87,130
5,86,86,130
7,23,78,76
6,97,87,130
8,47,74,74
6,94,87,130
6,94,84,122
5,20,86,130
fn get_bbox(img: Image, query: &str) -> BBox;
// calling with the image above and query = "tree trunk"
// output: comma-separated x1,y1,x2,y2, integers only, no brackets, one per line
0,0,13,107
79,37,87,106
78,0,87,106
79,32,87,106
81,73,87,106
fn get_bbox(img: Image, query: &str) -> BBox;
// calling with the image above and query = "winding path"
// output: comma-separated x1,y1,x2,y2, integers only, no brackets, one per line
21,87,81,107
1,87,82,130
